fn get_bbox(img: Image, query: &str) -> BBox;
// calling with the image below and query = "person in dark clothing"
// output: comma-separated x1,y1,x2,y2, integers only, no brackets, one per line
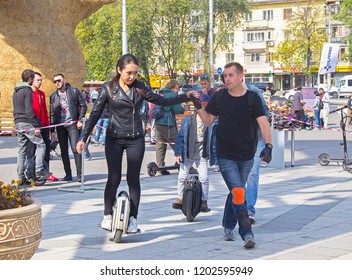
13,69,51,184
293,86,305,130
50,74,87,182
76,53,198,233
189,62,272,249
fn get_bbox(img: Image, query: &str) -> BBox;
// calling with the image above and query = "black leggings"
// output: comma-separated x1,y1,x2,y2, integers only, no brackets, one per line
104,135,145,218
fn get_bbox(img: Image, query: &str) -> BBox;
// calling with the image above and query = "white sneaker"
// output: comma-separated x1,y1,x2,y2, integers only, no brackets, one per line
100,214,112,231
127,216,139,233
214,165,220,172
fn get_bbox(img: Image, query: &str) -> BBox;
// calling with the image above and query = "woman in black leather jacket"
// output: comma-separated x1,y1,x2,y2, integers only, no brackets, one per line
77,54,198,233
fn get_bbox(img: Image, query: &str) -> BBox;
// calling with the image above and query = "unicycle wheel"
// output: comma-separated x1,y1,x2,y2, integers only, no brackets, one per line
113,229,123,243
342,161,352,173
147,162,158,177
34,179,46,186
185,191,195,222
318,153,331,166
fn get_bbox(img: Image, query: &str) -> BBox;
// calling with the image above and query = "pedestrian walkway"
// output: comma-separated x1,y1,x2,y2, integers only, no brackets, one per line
0,108,351,261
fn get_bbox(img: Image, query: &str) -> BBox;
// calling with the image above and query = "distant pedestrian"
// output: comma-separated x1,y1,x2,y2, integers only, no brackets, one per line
293,86,305,130
155,79,187,175
321,88,330,128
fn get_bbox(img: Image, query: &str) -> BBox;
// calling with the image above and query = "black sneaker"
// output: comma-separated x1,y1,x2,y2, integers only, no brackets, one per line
60,175,73,181
159,170,170,175
77,176,82,183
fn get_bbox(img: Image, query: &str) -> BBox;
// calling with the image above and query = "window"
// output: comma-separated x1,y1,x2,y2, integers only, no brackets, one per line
268,31,272,40
244,12,252,21
247,32,265,42
267,52,274,63
251,53,260,62
228,33,234,44
263,10,273,20
226,53,235,63
283,8,292,20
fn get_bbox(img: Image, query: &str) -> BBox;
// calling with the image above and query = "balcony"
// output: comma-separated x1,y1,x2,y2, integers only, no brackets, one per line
242,41,267,51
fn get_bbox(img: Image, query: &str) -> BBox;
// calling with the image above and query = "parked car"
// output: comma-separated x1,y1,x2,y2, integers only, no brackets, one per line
284,87,317,110
179,83,202,93
249,82,276,95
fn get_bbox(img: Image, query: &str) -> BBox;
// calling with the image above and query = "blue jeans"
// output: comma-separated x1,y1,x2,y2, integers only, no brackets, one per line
95,118,109,145
245,132,265,214
314,109,321,127
218,158,254,239
15,122,46,179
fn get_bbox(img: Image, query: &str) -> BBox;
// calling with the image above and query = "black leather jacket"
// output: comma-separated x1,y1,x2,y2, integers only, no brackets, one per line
50,85,87,130
81,80,188,142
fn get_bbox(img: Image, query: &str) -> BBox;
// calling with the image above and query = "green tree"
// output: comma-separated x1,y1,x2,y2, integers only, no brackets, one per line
273,0,326,86
192,0,250,74
334,0,352,61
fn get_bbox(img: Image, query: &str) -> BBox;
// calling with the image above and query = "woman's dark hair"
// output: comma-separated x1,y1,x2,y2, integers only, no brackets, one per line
109,54,139,95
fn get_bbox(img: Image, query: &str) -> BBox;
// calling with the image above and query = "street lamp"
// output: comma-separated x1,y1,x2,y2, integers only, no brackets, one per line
209,0,214,87
122,0,128,54
325,1,340,92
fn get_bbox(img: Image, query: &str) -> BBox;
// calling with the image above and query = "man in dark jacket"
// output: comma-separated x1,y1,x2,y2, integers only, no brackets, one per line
50,74,87,182
13,69,51,184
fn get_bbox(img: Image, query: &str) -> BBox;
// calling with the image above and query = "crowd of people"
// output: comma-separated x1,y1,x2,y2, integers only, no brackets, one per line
13,55,274,250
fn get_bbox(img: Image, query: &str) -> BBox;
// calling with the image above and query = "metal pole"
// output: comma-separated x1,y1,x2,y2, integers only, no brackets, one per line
327,4,332,93
122,0,128,54
209,0,214,87
58,118,104,193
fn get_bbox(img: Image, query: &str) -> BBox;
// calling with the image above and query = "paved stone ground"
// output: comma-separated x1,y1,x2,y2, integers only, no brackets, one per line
1,101,351,262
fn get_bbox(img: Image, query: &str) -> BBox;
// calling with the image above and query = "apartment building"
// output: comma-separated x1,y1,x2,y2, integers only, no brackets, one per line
214,0,349,91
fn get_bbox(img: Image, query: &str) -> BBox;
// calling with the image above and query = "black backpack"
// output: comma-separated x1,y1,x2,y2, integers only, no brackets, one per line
181,176,202,222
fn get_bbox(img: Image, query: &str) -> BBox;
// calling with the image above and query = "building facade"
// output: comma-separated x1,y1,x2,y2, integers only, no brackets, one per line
214,0,350,91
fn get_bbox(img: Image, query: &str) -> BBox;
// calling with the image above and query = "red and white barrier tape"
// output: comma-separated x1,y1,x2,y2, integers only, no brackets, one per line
2,120,78,134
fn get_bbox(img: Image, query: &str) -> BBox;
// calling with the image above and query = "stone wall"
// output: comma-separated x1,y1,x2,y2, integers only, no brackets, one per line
0,0,114,118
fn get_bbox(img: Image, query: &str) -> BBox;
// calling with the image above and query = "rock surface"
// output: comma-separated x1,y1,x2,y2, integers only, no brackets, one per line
0,0,114,117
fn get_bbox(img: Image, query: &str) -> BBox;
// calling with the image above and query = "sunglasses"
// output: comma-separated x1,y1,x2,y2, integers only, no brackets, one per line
200,75,209,79
53,79,62,84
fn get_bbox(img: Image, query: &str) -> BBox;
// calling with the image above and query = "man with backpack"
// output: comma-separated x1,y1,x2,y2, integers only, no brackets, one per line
190,62,272,249
154,80,186,175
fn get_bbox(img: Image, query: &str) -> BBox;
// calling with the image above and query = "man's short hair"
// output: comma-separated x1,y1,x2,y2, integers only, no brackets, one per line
34,72,42,77
22,69,35,82
224,62,243,74
297,86,302,90
53,73,65,79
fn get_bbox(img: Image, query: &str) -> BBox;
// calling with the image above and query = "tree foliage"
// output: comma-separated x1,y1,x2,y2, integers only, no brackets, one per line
334,0,352,61
273,0,326,76
75,0,250,82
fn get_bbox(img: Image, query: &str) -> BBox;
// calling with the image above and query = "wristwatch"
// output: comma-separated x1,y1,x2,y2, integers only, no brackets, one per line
265,143,273,149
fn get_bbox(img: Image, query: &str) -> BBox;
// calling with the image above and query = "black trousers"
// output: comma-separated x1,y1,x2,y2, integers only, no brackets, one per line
294,110,305,129
56,124,82,177
104,135,145,218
